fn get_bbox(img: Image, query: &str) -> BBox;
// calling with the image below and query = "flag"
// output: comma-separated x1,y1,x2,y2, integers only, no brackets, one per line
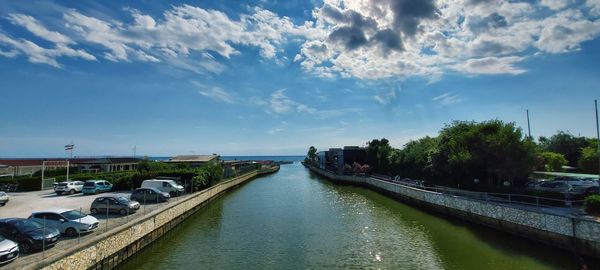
64,144,74,151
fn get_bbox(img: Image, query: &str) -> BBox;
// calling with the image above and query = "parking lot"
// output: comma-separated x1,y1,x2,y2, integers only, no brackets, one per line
0,189,191,269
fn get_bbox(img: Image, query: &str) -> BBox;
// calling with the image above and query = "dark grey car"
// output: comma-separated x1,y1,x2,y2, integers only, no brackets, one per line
130,187,170,203
90,196,140,215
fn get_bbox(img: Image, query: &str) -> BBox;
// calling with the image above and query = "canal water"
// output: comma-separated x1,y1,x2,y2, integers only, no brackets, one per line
119,161,594,270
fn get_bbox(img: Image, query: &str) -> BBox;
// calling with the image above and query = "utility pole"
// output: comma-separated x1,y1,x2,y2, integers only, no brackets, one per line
526,109,532,139
595,99,599,178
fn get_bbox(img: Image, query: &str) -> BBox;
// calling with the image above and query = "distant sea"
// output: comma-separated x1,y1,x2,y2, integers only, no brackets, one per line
151,155,305,163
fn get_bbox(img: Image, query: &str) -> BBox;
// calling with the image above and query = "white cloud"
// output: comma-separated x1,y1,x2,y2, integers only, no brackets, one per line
540,0,573,11
7,14,73,44
192,81,236,104
0,32,95,68
588,0,600,16
1,2,599,79
433,92,462,105
269,88,360,118
452,56,527,75
295,0,600,79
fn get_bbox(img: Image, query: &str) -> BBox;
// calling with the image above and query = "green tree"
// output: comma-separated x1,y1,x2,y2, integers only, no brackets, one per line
366,138,394,173
395,136,439,179
307,146,318,163
431,120,537,187
539,152,568,172
538,131,590,166
579,145,599,174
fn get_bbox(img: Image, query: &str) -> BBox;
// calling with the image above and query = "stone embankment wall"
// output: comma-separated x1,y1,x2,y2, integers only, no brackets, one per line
307,165,600,259
29,166,279,270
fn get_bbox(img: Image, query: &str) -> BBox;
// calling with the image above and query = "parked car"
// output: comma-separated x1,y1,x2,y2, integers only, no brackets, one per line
82,180,113,195
141,179,184,196
29,209,99,237
554,177,599,187
0,218,60,253
130,187,170,203
90,195,140,215
0,192,8,206
54,181,85,195
531,181,572,193
0,235,19,265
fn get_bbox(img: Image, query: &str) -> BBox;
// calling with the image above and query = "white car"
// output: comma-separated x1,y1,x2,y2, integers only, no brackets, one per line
54,181,85,195
141,179,184,196
29,209,99,237
0,192,8,206
0,236,18,265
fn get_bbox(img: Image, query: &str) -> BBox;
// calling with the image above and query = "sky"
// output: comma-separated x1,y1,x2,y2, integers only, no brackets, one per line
0,0,599,157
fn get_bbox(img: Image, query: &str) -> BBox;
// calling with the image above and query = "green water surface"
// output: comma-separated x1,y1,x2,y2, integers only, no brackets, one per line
118,163,595,269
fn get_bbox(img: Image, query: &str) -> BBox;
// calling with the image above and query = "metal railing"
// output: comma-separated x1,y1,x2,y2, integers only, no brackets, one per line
375,177,586,214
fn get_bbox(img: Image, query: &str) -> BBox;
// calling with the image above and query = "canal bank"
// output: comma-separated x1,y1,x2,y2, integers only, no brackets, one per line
305,164,600,260
26,166,279,270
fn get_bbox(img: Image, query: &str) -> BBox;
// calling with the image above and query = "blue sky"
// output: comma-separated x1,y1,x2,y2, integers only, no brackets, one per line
0,0,599,157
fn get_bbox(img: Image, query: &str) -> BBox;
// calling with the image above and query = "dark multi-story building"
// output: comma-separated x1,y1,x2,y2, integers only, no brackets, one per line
315,146,366,175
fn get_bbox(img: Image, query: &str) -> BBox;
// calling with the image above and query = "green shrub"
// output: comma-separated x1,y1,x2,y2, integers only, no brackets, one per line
585,195,600,215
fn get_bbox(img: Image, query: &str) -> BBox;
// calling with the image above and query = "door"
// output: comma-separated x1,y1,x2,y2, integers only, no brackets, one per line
146,189,158,202
95,197,107,212
36,213,64,232
107,198,120,213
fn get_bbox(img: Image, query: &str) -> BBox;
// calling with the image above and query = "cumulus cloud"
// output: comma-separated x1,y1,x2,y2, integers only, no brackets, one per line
0,5,319,72
296,0,600,79
1,2,599,79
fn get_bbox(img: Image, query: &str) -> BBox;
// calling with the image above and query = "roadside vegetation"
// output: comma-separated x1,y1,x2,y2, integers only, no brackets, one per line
0,158,225,192
307,119,598,193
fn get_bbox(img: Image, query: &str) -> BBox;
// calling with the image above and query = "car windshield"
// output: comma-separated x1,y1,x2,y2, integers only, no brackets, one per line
58,183,67,186
0,192,5,196
14,219,43,232
61,210,87,220
0,235,5,241
117,197,129,204
84,182,96,187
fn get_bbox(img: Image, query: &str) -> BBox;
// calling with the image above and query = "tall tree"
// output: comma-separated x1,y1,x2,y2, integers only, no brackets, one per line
538,131,590,166
431,120,537,186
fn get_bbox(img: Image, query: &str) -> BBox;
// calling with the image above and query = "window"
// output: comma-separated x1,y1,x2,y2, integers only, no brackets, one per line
163,182,169,187
95,197,105,202
45,213,63,221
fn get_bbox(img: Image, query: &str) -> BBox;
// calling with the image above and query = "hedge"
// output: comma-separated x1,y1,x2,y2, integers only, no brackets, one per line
0,163,229,192
585,195,600,215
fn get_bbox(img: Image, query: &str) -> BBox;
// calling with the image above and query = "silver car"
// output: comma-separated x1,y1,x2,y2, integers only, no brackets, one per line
0,235,19,265
0,192,8,206
29,209,99,237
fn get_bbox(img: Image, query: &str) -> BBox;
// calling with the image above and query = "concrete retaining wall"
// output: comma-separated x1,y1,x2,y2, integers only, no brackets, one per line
29,167,279,270
307,165,600,258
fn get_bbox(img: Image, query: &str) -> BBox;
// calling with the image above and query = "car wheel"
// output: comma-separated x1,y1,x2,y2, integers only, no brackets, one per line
91,208,98,215
65,228,77,237
169,191,175,197
69,189,75,195
19,241,32,253
119,209,127,215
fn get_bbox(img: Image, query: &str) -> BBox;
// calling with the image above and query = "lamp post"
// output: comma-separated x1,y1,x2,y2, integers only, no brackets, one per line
595,100,599,179
526,109,532,139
